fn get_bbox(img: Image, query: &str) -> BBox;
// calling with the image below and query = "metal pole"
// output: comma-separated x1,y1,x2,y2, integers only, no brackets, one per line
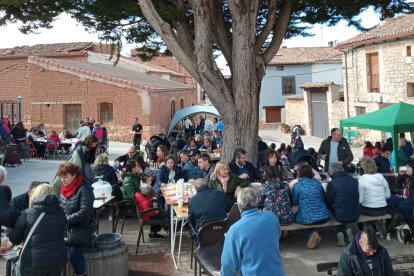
18,96,22,122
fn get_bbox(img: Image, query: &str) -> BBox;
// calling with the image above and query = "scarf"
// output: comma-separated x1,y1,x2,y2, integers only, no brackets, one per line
61,175,84,198
218,175,230,192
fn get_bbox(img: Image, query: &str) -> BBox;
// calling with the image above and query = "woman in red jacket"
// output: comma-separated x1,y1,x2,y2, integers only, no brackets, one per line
362,141,375,158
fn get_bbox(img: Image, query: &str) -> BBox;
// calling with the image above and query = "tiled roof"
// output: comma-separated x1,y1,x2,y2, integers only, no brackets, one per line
337,13,414,49
299,82,336,88
122,56,186,76
28,56,192,91
268,47,342,65
0,42,94,59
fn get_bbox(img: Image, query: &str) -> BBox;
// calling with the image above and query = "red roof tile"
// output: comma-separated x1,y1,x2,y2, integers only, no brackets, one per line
0,42,94,59
336,13,414,49
269,47,342,65
28,56,192,92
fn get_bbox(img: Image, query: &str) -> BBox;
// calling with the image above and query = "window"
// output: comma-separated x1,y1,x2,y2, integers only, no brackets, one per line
355,106,366,115
367,53,380,92
99,102,113,124
276,65,285,71
180,98,184,109
407,46,412,57
171,100,176,118
282,77,296,95
408,83,414,97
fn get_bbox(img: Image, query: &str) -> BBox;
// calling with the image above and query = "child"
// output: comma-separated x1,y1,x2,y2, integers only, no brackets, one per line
140,174,154,192
134,186,167,238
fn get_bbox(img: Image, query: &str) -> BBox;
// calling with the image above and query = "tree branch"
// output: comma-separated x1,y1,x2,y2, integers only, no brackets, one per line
255,0,277,50
209,1,232,69
261,0,292,64
138,0,202,84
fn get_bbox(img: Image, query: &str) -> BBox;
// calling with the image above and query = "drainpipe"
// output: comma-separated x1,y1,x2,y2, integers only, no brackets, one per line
340,49,350,118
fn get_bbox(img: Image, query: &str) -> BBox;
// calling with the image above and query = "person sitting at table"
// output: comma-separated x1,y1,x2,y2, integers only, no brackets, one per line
212,130,223,148
183,137,198,151
134,186,168,239
154,155,184,200
208,161,249,210
9,183,68,276
183,149,204,181
257,166,293,225
194,134,203,148
140,174,155,191
199,137,217,153
326,162,360,246
228,148,262,182
93,154,118,186
114,146,142,170
75,122,91,141
27,128,47,158
198,153,215,180
374,146,393,173
10,121,27,143
121,159,143,205
178,149,191,167
359,157,391,216
11,181,42,216
292,164,330,249
57,162,94,276
261,149,285,181
156,145,169,168
189,178,227,234
37,123,47,137
63,129,75,139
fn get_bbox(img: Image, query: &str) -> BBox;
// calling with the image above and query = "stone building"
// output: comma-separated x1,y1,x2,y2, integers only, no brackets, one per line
336,13,414,141
0,42,197,142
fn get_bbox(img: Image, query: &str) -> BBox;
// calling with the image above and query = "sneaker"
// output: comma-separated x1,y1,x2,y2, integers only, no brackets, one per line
345,228,354,244
337,232,346,247
149,233,165,239
307,231,321,249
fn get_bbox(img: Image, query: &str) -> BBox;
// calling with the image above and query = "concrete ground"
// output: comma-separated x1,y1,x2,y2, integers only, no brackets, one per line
1,132,412,276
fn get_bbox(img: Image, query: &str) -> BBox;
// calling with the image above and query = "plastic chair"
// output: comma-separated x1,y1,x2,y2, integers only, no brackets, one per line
133,195,168,254
223,203,241,230
194,219,227,276
113,199,136,234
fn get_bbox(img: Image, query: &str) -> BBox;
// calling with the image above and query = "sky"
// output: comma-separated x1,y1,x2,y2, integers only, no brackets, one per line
0,7,382,68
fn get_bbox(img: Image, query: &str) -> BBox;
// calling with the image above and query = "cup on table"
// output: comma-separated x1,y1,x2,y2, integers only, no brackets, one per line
178,199,184,208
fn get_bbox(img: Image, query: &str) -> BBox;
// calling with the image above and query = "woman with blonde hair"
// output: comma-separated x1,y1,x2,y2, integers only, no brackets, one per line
92,154,118,186
9,183,67,276
359,157,391,216
208,161,249,209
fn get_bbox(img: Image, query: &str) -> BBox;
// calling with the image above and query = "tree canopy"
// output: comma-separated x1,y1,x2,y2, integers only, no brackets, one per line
1,0,412,162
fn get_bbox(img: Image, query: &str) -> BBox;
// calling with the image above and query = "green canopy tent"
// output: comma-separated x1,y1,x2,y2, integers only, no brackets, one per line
340,102,414,169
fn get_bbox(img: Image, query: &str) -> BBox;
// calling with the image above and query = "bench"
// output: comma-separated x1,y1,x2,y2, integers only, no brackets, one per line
317,255,414,275
343,129,362,146
280,214,391,231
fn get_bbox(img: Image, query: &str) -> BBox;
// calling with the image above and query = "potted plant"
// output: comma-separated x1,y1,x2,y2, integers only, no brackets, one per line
280,123,290,133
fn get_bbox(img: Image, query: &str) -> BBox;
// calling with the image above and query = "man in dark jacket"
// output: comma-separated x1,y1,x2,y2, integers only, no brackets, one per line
198,154,215,180
114,146,142,170
169,135,186,157
400,132,414,159
337,227,393,276
0,166,17,228
228,148,261,182
374,146,392,173
188,180,227,232
11,181,42,216
150,133,171,157
326,163,359,246
318,128,354,172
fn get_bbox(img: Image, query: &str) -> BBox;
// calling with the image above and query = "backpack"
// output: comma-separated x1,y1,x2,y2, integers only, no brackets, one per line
94,128,103,142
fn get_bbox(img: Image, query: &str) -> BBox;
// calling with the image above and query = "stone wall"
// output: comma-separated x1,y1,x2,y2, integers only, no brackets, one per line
285,96,306,131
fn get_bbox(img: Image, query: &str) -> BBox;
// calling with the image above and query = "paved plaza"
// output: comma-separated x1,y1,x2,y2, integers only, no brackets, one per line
1,131,412,275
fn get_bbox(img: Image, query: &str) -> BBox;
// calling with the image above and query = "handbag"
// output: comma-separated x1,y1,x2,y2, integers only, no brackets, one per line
66,223,96,248
12,212,45,276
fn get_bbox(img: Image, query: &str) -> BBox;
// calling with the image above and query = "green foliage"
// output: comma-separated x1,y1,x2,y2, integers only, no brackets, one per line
280,122,290,129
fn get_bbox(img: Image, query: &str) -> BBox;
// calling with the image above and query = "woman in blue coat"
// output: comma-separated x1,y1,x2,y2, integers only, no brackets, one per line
292,164,329,249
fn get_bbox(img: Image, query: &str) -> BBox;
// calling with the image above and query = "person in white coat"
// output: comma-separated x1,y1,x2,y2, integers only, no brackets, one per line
358,157,390,216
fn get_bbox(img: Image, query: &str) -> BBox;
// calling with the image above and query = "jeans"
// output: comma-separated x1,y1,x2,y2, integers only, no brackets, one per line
68,246,86,275
149,210,169,233
387,197,414,229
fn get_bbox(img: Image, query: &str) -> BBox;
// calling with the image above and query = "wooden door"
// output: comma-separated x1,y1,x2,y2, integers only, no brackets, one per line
311,92,329,138
65,104,82,132
368,53,380,92
265,107,281,123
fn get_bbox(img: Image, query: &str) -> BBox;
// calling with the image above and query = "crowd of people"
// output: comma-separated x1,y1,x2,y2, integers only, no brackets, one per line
2,120,413,275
